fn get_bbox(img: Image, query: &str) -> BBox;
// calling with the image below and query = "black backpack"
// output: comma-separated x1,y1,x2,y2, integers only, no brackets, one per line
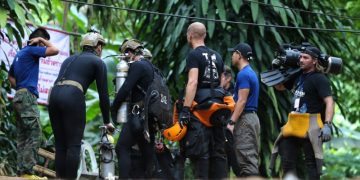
138,60,173,142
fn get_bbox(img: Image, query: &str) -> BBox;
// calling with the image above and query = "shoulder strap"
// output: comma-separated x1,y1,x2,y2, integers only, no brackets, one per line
141,60,156,142
209,49,216,97
136,60,155,94
58,54,81,81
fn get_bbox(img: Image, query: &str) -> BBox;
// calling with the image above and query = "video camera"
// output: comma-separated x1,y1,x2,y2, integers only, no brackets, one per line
274,43,342,74
261,43,343,86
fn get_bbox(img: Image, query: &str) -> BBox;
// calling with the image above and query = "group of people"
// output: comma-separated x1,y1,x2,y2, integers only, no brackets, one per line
8,21,334,180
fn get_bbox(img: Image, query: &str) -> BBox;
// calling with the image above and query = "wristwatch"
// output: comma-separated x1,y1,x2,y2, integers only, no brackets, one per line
228,120,236,125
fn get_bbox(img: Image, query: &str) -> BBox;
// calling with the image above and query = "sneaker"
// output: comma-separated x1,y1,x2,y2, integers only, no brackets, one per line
20,174,48,179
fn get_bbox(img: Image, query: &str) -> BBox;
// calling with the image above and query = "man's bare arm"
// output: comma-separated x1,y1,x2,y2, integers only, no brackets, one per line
29,37,59,56
274,83,286,91
183,68,198,107
323,96,334,123
230,88,250,122
8,75,16,88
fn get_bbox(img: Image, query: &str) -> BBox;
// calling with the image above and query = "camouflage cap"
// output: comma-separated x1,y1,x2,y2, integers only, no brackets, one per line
120,39,143,53
80,32,105,48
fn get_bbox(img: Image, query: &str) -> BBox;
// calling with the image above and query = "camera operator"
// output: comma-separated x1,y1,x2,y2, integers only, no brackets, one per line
272,45,334,179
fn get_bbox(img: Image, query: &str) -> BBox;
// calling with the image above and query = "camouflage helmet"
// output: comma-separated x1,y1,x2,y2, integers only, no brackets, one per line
143,48,152,59
80,32,105,48
120,39,143,54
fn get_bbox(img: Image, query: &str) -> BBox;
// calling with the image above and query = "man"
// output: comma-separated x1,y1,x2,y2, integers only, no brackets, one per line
111,39,157,178
220,66,241,177
178,22,227,179
227,43,260,177
8,27,59,178
48,31,114,179
220,65,234,94
273,46,334,179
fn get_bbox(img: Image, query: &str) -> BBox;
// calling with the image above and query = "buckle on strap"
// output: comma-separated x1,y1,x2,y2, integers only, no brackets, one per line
55,80,83,92
131,104,140,115
16,88,28,93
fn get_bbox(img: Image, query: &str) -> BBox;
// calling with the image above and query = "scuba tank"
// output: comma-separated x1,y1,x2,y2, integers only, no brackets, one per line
116,56,129,123
99,126,116,179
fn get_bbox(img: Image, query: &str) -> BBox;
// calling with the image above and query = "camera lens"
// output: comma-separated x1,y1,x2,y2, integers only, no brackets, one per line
325,57,342,74
284,49,301,67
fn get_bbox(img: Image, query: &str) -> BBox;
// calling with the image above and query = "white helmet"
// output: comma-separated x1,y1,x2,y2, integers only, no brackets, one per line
80,32,105,48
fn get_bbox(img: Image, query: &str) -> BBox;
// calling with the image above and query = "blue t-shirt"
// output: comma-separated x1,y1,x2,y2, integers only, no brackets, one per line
233,65,259,111
9,46,47,97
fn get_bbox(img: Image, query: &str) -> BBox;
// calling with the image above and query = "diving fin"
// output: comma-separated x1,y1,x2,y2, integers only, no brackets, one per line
260,69,285,86
283,68,302,81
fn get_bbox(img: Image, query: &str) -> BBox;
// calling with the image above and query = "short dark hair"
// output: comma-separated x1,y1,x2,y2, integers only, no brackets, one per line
82,45,96,52
29,27,50,40
223,65,232,78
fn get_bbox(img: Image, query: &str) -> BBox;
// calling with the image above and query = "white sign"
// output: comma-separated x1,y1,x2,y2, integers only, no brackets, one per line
0,24,70,105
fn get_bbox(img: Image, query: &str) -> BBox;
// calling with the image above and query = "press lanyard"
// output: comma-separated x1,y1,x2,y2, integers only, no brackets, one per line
293,72,313,112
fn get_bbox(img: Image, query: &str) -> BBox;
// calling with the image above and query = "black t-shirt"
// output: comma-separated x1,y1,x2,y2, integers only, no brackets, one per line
111,59,153,115
55,51,110,123
186,46,224,89
285,71,332,120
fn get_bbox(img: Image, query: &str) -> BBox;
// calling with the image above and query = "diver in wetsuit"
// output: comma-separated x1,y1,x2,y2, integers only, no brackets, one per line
111,39,157,178
48,31,114,179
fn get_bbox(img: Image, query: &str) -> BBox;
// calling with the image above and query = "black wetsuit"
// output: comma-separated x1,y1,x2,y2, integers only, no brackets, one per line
110,59,156,178
48,50,110,178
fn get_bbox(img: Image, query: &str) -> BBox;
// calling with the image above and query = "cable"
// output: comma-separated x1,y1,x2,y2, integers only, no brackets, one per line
245,0,360,20
60,0,360,34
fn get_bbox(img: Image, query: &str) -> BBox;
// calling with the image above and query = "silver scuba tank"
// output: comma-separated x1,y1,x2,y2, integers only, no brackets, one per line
99,126,116,180
116,57,129,123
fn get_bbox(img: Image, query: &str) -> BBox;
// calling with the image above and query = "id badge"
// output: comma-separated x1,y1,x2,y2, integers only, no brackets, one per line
294,98,300,110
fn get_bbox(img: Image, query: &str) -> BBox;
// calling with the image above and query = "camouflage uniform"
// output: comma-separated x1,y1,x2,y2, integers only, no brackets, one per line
13,89,41,175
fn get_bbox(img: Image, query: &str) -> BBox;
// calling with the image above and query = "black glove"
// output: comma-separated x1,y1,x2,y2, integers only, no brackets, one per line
179,106,191,128
112,78,116,86
272,58,283,69
320,123,332,142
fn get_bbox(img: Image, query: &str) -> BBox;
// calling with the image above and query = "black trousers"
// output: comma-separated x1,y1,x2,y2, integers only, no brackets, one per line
115,116,156,178
49,85,85,179
279,136,320,180
181,119,228,179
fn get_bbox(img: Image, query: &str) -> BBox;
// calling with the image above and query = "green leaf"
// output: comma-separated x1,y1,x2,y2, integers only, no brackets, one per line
207,7,215,38
286,8,296,26
6,0,15,10
254,35,262,61
13,18,25,38
279,9,287,26
230,0,242,14
251,2,259,22
14,3,26,26
271,0,287,25
215,0,226,28
201,0,209,16
173,15,187,41
302,0,309,9
26,0,41,20
0,7,8,28
165,0,175,13
271,27,283,45
257,9,265,37
6,24,22,49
